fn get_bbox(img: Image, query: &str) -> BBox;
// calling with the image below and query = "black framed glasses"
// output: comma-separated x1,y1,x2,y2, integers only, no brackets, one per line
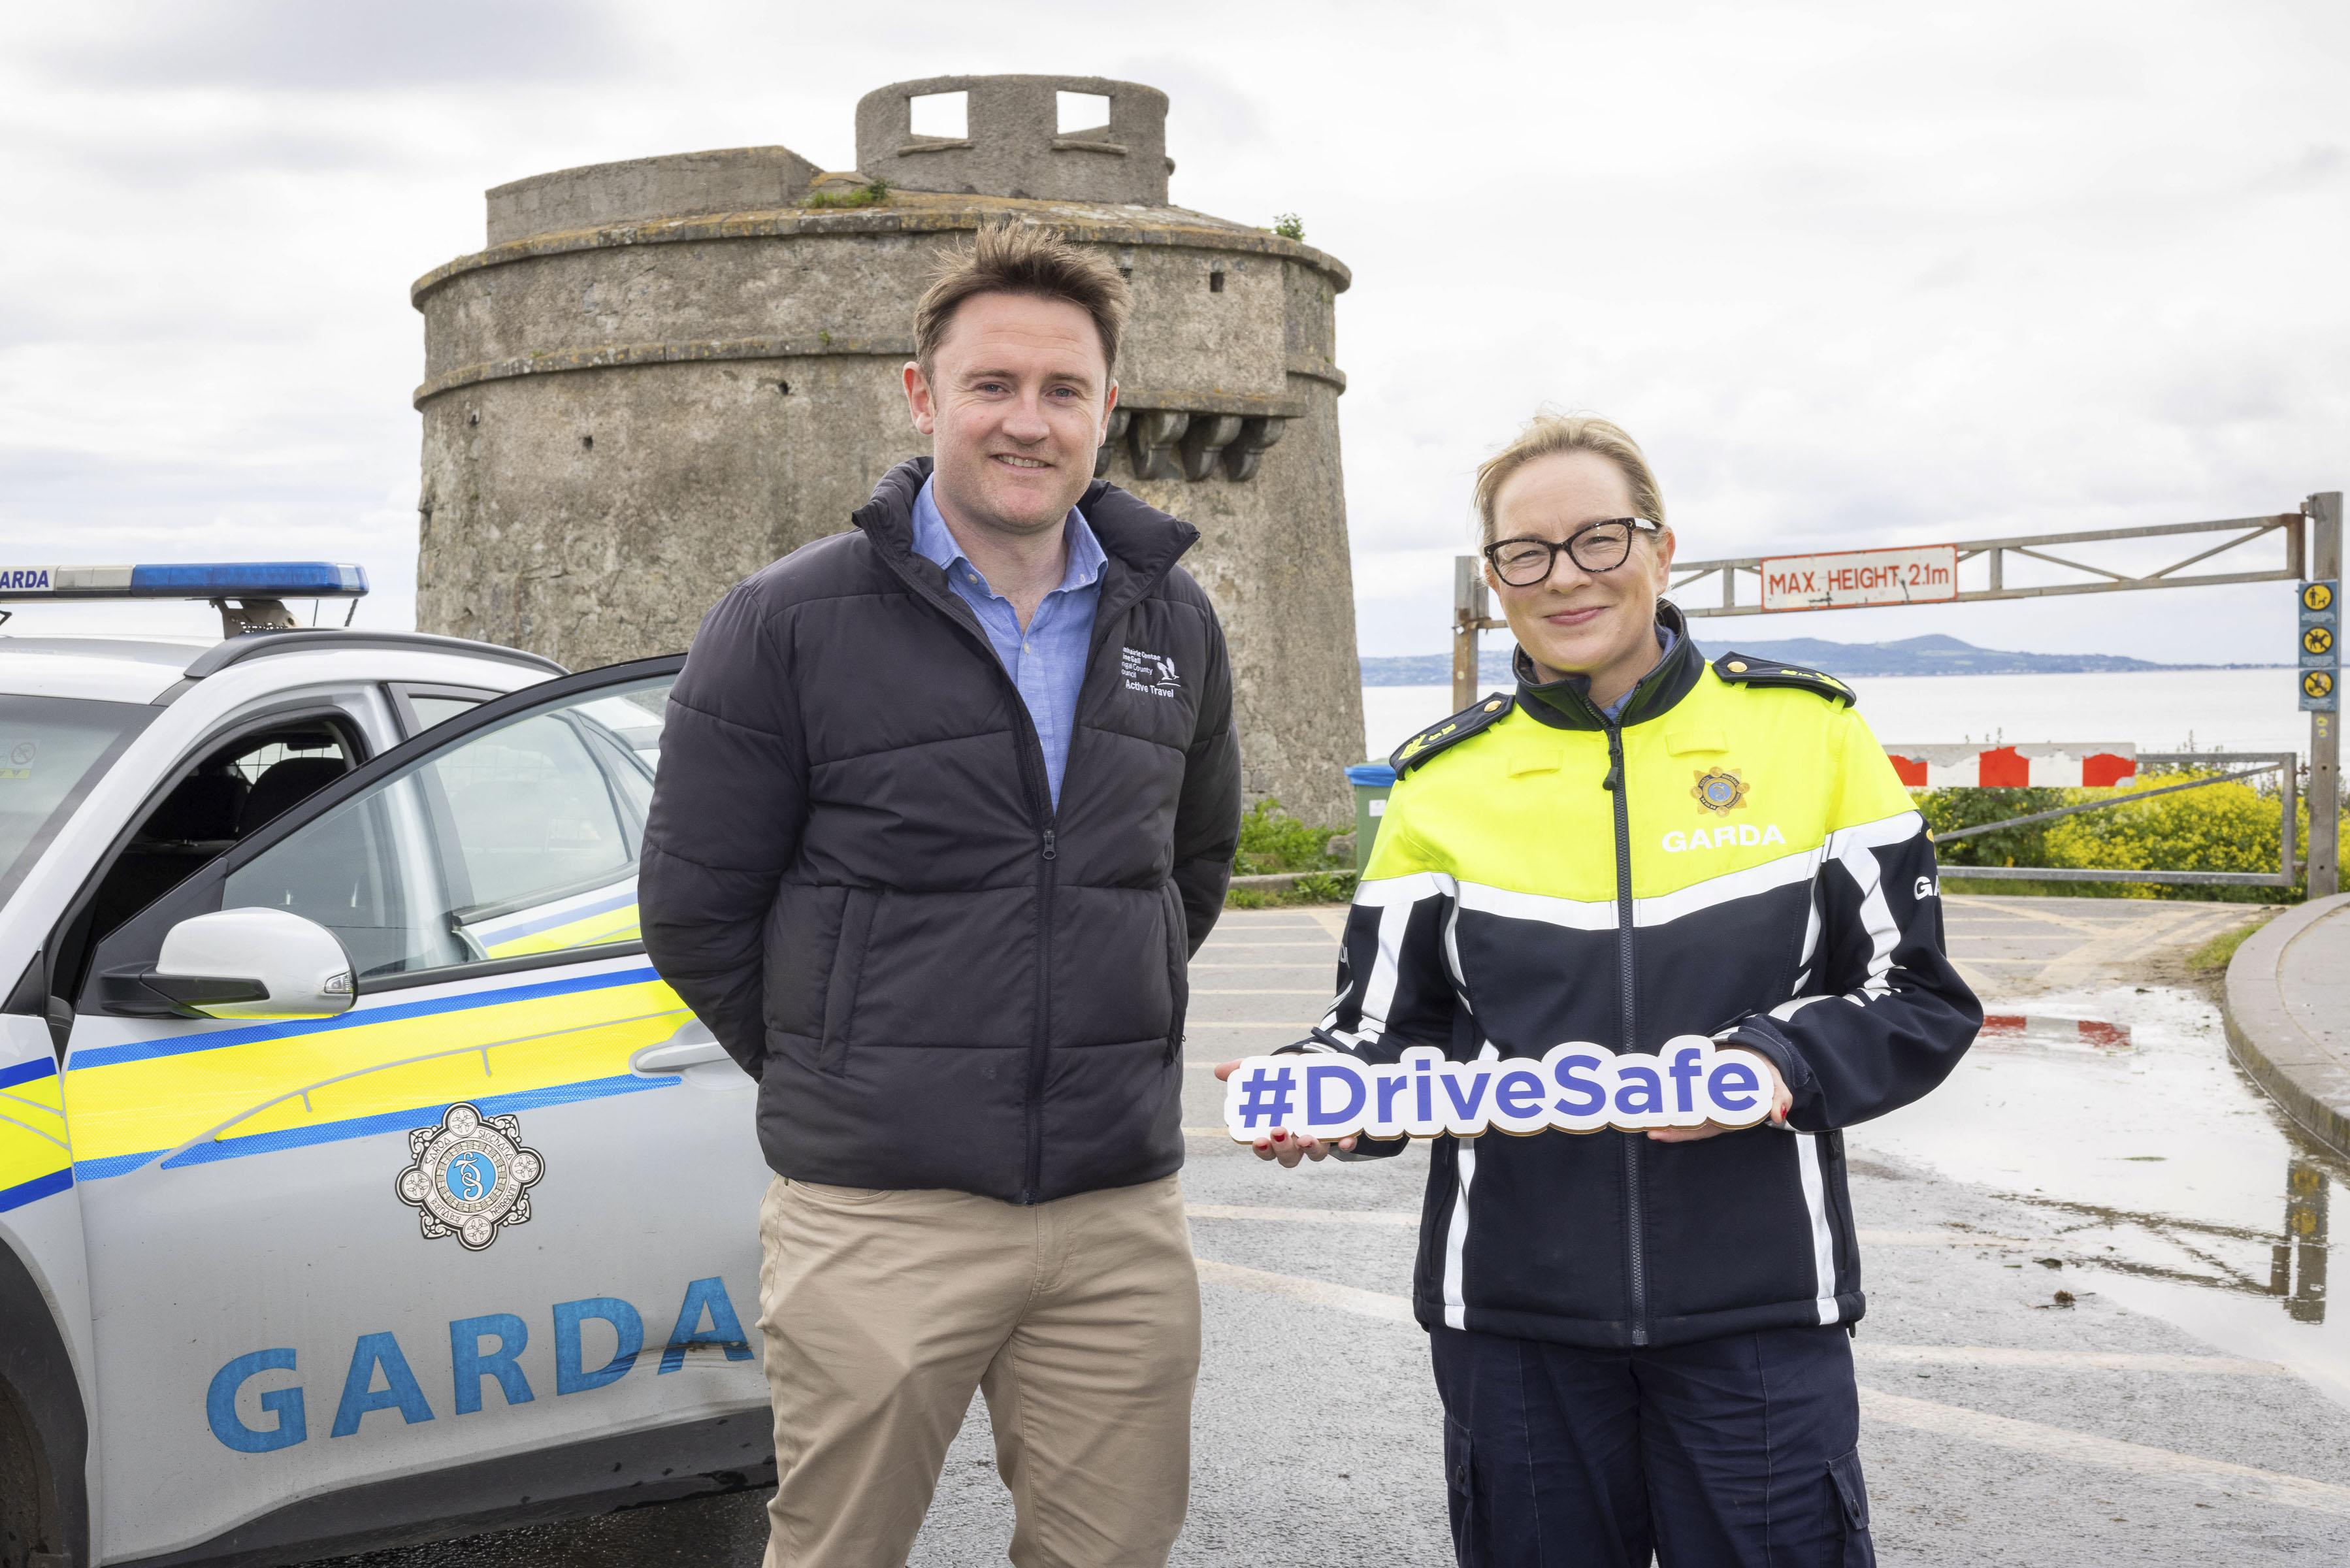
1482,518,1662,586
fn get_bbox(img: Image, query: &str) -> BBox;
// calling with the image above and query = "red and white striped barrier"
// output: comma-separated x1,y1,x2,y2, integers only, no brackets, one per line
1885,742,2136,789
1979,1014,2133,1052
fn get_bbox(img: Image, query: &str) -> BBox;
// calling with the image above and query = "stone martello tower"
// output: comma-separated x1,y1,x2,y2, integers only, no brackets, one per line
412,74,1363,824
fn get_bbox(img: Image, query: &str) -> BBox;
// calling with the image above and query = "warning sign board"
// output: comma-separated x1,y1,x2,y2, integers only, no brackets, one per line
1760,545,1959,612
2302,580,2340,707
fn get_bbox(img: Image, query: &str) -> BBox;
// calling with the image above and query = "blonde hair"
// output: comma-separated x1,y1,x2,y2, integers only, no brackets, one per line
1473,414,1666,543
914,222,1132,377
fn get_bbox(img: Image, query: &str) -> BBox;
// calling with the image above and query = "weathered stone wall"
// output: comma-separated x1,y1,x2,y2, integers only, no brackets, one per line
485,147,820,248
414,77,1364,825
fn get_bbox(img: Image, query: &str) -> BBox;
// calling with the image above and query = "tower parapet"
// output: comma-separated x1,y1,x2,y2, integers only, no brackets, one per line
854,74,1171,206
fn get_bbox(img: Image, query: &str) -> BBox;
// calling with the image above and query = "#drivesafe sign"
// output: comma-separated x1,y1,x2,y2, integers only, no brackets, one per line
1222,1039,1776,1143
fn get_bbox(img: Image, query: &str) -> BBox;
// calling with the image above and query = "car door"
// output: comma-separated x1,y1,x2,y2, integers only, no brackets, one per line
57,657,772,1564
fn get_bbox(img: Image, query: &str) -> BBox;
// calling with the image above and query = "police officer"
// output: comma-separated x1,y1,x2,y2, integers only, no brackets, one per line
1222,414,1980,1565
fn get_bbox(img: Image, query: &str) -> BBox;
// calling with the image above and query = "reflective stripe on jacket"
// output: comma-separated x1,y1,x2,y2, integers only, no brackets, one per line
1312,610,1980,1347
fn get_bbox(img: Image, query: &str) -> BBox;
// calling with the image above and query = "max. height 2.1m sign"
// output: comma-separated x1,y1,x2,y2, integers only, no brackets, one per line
1760,544,1959,612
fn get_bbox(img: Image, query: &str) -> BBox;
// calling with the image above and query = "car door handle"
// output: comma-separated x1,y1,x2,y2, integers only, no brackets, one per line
630,1019,728,1074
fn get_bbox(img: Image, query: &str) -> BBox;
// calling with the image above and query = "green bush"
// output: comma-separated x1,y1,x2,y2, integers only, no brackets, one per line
1271,212,1305,240
1233,798,1345,875
1917,785,2064,869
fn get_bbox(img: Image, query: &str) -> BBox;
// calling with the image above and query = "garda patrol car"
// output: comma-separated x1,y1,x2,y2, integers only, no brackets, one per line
0,566,771,1567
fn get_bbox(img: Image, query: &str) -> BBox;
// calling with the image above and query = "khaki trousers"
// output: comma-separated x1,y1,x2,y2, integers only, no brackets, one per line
757,1173,1200,1568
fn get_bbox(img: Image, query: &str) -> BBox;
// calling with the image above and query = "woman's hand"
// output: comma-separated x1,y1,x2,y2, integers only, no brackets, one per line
1212,1059,1358,1165
1647,1049,1792,1142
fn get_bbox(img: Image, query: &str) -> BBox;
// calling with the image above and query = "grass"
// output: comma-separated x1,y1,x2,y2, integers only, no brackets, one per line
802,178,890,210
1226,870,1358,910
2187,914,2273,981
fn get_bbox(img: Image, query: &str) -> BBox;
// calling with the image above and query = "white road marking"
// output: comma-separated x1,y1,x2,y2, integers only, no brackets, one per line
1193,1257,1416,1324
1194,1258,2347,1514
1190,988,1333,995
1856,1386,2350,1516
1189,1203,1417,1226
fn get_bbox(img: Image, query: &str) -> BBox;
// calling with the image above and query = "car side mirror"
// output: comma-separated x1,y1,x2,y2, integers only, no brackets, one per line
137,907,357,1020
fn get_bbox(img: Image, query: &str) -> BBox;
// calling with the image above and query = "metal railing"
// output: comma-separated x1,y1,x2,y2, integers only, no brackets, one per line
1933,753,2299,889
1664,512,2307,618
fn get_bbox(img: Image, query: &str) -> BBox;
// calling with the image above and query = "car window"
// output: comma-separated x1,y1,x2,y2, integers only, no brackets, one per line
0,695,156,908
406,694,482,733
84,718,359,945
219,777,446,980
438,712,635,907
220,676,671,981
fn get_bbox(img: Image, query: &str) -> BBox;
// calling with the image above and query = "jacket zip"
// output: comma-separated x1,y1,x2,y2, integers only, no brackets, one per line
1601,720,1648,1345
865,536,1171,1206
858,553,1063,1203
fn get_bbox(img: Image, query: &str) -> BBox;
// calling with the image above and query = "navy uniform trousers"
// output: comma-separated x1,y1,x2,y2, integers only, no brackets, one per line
1429,1323,1873,1567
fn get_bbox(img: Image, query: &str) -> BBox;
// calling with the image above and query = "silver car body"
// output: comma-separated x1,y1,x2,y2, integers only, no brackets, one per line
0,632,770,1566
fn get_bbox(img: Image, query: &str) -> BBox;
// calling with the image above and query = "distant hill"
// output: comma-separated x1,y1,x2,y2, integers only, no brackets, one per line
1358,632,2283,687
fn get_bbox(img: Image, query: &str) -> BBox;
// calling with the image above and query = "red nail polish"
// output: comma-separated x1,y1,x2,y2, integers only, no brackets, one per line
1271,1130,1286,1142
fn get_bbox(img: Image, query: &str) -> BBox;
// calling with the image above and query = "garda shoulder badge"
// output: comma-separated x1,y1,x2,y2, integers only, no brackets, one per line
1712,653,1856,707
1392,692,1514,776
395,1102,545,1251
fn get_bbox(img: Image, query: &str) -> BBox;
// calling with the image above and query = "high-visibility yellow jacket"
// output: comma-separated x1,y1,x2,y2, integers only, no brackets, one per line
1309,613,1980,1348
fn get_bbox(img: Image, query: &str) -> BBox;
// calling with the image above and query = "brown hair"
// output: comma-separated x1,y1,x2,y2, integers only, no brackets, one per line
1473,413,1667,543
913,222,1132,378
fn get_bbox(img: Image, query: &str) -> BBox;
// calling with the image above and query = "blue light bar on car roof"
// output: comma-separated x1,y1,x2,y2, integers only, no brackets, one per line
0,563,368,599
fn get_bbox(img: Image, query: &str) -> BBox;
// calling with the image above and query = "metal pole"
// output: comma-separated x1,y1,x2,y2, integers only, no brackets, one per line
2311,492,2342,900
1453,555,1486,715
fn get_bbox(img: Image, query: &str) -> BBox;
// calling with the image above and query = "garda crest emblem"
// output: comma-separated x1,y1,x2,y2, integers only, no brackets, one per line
395,1103,544,1251
1691,767,1750,817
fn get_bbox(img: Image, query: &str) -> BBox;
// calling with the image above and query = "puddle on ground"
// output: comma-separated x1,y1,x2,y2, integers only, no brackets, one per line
1849,984,2348,1405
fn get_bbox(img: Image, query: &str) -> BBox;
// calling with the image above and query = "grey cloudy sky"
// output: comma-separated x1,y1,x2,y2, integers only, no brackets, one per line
3,0,2343,664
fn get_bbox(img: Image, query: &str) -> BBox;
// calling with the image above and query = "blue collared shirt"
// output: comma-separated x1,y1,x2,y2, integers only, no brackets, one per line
1598,625,1680,723
912,477,1106,808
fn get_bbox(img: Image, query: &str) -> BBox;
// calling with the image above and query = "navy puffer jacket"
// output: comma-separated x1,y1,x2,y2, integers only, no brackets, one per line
640,458,1241,1203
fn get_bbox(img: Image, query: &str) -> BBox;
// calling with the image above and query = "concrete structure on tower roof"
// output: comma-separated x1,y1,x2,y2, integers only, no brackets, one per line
411,73,1364,825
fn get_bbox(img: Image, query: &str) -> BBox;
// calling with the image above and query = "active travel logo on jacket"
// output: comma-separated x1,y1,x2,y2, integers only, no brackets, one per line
1691,766,1750,815
1122,646,1181,696
1223,1040,1777,1142
395,1102,545,1250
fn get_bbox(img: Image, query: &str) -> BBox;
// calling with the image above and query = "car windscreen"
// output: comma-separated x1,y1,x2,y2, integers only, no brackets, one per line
0,694,158,908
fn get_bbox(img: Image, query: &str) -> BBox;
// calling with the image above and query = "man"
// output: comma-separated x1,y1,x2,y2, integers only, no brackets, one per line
640,223,1241,1566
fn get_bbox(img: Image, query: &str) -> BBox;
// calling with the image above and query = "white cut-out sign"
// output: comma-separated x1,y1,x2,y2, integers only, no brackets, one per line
1222,1039,1776,1142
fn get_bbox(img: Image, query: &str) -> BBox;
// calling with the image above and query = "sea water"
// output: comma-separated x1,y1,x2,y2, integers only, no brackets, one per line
1361,668,2310,762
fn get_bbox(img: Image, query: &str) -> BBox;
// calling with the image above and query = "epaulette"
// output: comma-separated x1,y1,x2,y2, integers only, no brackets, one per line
1391,692,1514,775
1712,653,1856,707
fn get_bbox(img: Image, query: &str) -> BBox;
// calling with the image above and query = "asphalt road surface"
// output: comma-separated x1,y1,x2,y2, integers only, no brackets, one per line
325,894,2350,1565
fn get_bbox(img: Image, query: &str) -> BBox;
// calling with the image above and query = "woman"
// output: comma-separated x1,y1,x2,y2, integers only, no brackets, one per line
1231,414,1979,1565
